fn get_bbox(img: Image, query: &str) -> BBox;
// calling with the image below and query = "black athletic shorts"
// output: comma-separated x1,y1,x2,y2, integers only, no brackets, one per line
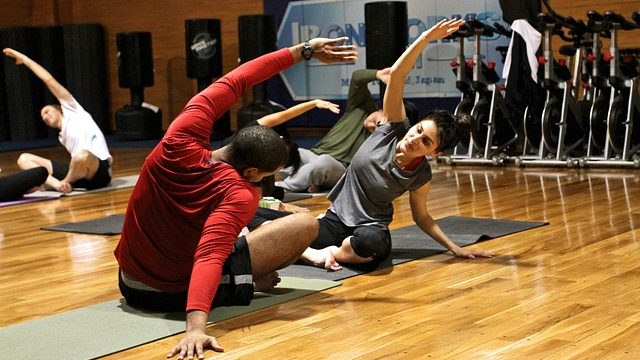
51,158,112,190
313,210,391,271
118,235,254,312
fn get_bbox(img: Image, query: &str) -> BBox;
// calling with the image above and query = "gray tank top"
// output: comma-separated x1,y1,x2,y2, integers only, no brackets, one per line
328,122,432,230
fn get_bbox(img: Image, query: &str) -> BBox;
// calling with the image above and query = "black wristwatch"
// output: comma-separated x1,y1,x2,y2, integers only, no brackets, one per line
301,41,313,60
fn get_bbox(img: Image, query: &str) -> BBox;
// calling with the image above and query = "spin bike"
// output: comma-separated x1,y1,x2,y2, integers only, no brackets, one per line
448,19,517,166
585,11,640,167
518,12,589,167
447,22,474,157
584,10,612,158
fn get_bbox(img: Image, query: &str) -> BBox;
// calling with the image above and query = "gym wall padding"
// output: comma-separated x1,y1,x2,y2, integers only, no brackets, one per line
0,44,7,141
0,26,48,141
34,25,66,139
63,24,110,134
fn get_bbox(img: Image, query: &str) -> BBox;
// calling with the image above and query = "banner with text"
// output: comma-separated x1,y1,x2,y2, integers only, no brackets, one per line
275,0,508,101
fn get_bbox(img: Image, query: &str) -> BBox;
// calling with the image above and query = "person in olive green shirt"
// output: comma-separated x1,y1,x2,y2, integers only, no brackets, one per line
277,68,390,193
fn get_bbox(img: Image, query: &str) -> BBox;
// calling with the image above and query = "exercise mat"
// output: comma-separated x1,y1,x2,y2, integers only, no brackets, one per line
0,277,341,359
278,216,548,281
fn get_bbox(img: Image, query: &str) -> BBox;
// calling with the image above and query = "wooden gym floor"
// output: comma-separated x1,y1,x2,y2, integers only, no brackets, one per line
1,145,639,359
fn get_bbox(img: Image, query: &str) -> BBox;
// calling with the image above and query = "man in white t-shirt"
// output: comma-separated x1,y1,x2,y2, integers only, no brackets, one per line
3,48,112,193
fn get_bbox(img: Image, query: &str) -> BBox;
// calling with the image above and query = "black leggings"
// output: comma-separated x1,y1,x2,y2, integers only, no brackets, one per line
0,167,48,202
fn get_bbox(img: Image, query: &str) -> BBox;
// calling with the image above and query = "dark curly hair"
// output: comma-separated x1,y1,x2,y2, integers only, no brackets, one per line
227,125,289,172
422,110,472,152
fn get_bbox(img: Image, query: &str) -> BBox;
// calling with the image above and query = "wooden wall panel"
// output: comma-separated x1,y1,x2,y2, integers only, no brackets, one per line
0,2,32,28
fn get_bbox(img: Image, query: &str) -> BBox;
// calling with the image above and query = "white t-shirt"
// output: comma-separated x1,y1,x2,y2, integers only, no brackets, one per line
58,98,111,162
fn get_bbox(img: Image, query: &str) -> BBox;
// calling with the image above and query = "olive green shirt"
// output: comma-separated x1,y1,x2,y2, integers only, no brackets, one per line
311,69,379,166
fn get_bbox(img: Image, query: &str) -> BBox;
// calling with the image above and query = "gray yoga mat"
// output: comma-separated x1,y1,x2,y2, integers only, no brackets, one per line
278,216,548,281
0,277,341,359
41,214,125,235
27,174,139,198
282,192,313,202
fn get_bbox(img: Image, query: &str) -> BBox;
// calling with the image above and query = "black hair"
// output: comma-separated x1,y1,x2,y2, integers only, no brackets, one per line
227,125,289,172
403,100,419,126
284,138,302,175
423,110,472,152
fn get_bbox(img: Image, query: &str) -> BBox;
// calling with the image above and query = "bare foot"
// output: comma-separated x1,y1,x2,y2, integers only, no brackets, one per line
58,180,73,193
307,184,321,193
279,202,309,213
253,271,281,292
301,246,342,271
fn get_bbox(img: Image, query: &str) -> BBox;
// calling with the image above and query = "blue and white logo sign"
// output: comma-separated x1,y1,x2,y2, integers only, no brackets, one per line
276,0,507,100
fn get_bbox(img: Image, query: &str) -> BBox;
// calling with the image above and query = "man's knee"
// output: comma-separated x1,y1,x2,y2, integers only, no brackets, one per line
17,153,34,168
70,151,99,176
71,150,96,165
293,212,319,239
350,227,390,260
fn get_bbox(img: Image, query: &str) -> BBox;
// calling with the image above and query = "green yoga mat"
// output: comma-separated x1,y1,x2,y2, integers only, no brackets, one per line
0,277,340,359
279,215,548,281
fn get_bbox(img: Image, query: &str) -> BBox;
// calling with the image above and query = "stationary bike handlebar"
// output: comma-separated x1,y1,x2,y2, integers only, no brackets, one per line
603,11,640,31
492,22,512,38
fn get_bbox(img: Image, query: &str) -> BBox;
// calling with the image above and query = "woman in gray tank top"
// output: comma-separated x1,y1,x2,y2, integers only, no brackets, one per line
300,19,495,272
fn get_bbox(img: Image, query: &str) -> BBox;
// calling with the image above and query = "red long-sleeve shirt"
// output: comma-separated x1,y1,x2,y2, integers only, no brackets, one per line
114,48,294,312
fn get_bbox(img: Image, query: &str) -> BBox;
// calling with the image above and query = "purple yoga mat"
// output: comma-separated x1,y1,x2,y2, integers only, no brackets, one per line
0,195,60,207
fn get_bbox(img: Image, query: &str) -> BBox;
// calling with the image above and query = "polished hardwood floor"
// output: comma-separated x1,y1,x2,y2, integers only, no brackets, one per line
1,145,639,359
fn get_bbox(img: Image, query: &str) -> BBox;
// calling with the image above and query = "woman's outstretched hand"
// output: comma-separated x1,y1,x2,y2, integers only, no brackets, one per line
422,18,466,41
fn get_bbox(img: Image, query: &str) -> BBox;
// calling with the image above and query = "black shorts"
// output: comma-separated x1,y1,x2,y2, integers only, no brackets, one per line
313,210,391,271
51,158,112,190
118,236,254,312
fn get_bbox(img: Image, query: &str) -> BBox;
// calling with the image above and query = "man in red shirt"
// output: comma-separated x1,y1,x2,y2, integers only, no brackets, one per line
114,37,356,359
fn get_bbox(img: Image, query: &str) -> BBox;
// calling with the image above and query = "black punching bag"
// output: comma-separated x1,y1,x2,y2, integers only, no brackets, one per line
115,31,161,140
236,15,287,137
185,19,222,87
365,1,408,99
185,19,229,140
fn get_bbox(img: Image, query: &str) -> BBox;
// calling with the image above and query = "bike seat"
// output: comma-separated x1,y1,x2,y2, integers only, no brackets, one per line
586,10,608,33
455,22,473,37
537,12,557,26
587,10,604,23
565,17,588,37
467,19,495,36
